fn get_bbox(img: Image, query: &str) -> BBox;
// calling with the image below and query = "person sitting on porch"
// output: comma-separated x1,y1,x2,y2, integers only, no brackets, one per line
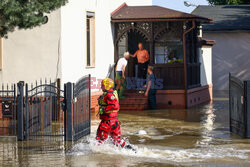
115,51,130,98
144,66,157,110
131,43,149,85
166,51,177,63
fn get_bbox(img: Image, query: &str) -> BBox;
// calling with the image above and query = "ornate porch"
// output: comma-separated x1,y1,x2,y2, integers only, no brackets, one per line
111,3,214,109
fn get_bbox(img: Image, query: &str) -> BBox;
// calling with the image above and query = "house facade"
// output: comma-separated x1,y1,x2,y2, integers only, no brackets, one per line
0,0,214,110
192,5,250,91
60,0,153,85
110,3,214,109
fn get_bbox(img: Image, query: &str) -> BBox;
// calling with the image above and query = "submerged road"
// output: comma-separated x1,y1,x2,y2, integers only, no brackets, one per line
1,92,250,167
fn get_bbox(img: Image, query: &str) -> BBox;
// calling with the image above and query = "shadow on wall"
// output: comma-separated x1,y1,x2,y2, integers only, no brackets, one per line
210,33,250,91
106,64,115,80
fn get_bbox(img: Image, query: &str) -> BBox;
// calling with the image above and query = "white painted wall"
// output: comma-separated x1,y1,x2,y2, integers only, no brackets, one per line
203,32,250,90
0,10,61,84
200,47,212,86
60,0,152,90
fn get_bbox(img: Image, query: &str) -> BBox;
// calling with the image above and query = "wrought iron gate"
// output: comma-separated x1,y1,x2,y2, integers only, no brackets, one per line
1,75,91,141
24,79,64,140
64,74,91,141
229,73,250,138
0,84,17,136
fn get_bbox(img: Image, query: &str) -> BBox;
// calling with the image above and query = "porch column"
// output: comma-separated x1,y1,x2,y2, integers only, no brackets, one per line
183,20,195,108
149,22,154,64
113,23,118,63
183,22,188,108
149,41,154,64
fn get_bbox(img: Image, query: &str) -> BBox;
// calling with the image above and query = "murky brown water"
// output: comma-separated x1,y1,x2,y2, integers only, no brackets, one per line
1,95,250,167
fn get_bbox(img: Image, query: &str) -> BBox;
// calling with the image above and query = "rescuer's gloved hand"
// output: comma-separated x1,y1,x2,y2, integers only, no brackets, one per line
99,108,104,115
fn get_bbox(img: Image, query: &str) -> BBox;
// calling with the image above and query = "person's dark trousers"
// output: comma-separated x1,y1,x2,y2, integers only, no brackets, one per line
137,62,148,89
148,89,157,110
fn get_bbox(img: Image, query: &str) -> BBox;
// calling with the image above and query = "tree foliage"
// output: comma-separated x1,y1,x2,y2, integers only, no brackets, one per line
0,0,68,37
207,0,250,5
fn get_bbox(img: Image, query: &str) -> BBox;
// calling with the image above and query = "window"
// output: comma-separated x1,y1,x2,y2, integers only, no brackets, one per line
86,12,95,67
0,38,2,70
154,30,183,64
118,36,126,59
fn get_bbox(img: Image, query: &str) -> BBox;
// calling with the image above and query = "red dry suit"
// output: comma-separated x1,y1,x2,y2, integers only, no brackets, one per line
96,89,125,147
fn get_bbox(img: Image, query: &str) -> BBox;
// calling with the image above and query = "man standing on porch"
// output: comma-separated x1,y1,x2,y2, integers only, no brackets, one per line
115,51,130,98
131,43,149,88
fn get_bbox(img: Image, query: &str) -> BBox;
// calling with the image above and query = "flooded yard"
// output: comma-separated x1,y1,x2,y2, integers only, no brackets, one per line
1,94,250,167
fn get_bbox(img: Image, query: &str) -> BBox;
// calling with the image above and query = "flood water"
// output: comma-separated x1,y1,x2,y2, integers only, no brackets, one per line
1,93,250,167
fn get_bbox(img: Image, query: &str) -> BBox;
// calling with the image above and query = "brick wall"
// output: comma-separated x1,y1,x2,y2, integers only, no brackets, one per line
91,91,102,113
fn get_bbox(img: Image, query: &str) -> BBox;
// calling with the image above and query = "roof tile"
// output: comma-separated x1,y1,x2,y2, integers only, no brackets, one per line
111,3,211,22
192,5,250,31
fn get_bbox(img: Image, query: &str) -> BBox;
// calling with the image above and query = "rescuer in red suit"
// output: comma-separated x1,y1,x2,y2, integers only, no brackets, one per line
96,78,136,152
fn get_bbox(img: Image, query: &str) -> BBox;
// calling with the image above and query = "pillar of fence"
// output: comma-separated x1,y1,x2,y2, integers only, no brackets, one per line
56,78,61,121
244,80,250,138
64,82,73,141
25,83,29,140
88,74,91,130
17,82,24,141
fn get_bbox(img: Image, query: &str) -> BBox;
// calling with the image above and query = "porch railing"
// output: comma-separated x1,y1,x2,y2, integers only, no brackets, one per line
187,63,201,89
154,63,184,90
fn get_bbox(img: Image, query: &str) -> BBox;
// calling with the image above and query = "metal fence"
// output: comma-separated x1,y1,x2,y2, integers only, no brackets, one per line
73,75,91,141
1,76,91,142
0,84,17,136
24,79,64,141
64,74,91,141
229,73,250,138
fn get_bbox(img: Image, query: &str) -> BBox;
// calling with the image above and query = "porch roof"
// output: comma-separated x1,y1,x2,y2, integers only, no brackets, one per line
111,3,212,23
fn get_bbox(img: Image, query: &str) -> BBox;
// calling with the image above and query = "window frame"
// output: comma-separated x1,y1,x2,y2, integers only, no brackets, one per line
0,38,2,70
85,11,95,68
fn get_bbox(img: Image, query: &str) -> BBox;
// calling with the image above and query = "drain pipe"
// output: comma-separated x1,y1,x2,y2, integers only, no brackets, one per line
183,20,195,108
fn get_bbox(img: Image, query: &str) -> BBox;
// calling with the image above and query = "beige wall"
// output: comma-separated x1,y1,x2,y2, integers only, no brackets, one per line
0,10,61,84
61,0,153,87
203,32,250,90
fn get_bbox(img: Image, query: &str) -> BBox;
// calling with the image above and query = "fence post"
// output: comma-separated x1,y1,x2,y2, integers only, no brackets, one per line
64,82,73,141
229,73,232,132
25,83,29,140
17,82,24,141
88,74,91,129
244,80,250,138
57,78,61,121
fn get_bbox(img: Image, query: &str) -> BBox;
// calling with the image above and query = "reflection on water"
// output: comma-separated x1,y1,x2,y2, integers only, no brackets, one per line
196,103,216,147
1,95,250,167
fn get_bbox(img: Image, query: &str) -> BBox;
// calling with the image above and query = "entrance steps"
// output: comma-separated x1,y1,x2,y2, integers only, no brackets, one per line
119,90,148,110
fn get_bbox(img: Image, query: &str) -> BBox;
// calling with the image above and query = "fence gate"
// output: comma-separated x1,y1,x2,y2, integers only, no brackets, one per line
229,73,250,138
23,79,64,140
65,74,91,141
0,84,17,136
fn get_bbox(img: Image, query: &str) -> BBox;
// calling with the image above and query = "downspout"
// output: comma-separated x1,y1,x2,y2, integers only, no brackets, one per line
183,20,195,108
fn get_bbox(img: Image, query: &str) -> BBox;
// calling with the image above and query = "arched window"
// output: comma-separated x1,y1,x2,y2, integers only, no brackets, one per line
154,22,183,64
117,35,127,59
